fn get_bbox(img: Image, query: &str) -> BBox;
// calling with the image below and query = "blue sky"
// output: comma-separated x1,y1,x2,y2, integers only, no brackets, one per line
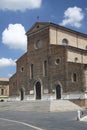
0,0,87,78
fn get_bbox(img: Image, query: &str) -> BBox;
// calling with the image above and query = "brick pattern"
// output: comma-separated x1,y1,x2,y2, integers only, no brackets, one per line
9,22,87,103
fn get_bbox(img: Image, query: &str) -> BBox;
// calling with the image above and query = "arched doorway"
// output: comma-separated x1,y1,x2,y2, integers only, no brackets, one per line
20,88,25,100
36,81,41,99
56,85,61,99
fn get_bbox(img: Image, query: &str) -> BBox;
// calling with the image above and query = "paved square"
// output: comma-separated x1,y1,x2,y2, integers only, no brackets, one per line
0,110,87,130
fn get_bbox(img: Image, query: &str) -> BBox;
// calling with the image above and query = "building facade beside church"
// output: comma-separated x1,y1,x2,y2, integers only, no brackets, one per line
9,22,87,106
0,78,9,101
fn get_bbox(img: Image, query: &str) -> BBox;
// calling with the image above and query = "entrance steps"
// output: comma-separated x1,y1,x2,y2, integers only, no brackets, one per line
50,100,82,112
0,100,82,112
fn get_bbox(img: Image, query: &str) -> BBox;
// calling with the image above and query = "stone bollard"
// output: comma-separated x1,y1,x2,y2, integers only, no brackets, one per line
77,110,81,121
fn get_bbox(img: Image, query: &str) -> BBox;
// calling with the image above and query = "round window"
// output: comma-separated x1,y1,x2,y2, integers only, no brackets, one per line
35,40,42,49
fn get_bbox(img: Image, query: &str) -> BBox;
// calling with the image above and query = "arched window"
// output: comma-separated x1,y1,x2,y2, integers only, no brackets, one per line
74,57,78,62
30,64,33,79
72,73,77,82
55,58,61,65
43,60,47,76
62,38,68,45
21,67,24,72
1,89,4,95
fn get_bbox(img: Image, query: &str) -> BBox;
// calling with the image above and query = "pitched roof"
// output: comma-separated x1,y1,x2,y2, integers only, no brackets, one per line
26,22,87,38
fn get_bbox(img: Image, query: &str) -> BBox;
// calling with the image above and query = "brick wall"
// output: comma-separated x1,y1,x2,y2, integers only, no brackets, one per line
9,22,87,100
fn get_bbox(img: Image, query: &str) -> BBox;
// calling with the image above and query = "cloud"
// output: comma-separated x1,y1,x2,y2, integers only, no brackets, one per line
0,58,16,67
0,0,42,11
2,24,27,51
7,73,13,77
60,6,84,28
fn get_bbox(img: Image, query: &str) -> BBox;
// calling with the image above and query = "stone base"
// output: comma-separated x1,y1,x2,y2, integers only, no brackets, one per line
8,93,87,108
70,99,87,107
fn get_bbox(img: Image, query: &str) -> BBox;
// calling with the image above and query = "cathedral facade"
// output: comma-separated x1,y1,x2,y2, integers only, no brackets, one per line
9,22,87,106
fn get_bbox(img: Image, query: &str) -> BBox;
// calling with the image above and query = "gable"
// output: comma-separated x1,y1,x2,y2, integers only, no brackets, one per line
26,22,50,35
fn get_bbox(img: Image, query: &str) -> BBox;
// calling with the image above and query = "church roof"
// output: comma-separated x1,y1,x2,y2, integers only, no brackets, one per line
16,52,27,63
26,22,87,38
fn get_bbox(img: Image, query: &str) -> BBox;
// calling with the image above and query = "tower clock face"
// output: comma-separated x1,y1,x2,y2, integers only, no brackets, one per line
35,40,42,49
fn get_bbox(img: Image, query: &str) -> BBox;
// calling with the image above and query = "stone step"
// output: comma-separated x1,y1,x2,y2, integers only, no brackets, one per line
0,100,82,112
50,100,82,112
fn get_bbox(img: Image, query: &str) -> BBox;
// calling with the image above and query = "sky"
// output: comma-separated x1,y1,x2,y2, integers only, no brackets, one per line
0,0,87,78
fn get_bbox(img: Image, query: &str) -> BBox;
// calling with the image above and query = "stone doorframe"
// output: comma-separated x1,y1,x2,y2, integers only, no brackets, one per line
34,79,43,100
54,82,62,100
56,85,61,99
20,87,25,101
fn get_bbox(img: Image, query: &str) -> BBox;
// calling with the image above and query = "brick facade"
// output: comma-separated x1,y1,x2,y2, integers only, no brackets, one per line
9,22,87,106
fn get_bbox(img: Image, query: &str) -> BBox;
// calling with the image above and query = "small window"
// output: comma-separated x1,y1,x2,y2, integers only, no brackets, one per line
55,58,61,65
62,38,68,45
30,64,33,79
1,89,4,95
74,57,78,62
43,60,47,76
21,67,24,72
37,25,39,28
72,73,77,82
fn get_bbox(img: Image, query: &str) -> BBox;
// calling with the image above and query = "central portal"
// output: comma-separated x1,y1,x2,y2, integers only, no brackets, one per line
36,81,41,99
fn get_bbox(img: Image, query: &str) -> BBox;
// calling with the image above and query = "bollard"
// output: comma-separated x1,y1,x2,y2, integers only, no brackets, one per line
77,110,81,121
